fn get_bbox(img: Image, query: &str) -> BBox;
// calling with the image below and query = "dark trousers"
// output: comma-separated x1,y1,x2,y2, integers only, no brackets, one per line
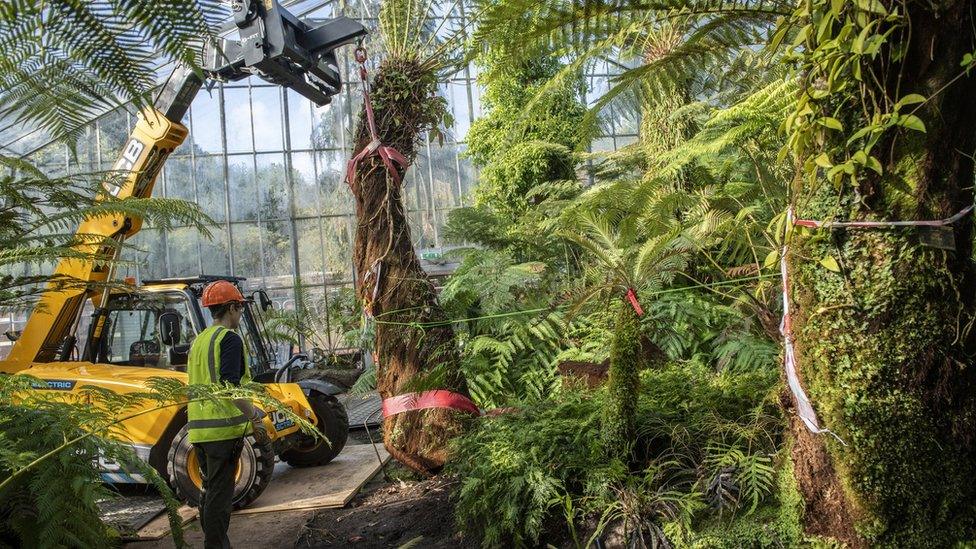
194,438,243,549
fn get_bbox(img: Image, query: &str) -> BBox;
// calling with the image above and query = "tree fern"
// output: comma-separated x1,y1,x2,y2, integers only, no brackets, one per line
0,0,228,143
469,0,790,141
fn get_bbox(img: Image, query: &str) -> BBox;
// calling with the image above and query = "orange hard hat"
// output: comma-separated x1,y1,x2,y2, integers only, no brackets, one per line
202,280,245,307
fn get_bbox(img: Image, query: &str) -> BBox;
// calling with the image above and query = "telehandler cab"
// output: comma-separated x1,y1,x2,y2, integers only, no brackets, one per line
0,0,367,508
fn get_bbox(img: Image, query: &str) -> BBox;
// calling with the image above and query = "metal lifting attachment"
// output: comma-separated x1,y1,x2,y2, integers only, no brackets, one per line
156,0,368,123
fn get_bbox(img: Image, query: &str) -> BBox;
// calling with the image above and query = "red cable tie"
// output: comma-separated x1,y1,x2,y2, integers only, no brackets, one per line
625,288,644,316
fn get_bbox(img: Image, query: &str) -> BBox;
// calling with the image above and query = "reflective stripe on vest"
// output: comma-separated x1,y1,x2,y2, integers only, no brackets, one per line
187,325,253,443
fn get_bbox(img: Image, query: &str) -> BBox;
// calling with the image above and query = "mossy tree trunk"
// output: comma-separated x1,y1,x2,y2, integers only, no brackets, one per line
788,2,976,546
602,302,643,461
349,57,470,474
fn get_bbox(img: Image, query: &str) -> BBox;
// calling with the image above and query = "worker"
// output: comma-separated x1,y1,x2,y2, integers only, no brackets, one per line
187,280,267,548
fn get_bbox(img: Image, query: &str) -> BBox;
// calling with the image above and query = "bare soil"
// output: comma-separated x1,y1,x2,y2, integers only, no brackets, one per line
125,474,463,549
295,475,462,548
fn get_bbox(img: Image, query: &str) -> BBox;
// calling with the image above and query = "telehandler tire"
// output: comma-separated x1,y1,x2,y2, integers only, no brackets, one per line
166,424,275,509
281,393,348,467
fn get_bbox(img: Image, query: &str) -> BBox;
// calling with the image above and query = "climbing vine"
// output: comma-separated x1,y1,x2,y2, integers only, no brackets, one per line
780,0,927,201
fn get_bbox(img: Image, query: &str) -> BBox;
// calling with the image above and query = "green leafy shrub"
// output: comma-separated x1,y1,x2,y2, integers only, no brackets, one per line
678,454,805,549
642,291,780,374
464,51,586,167
451,361,786,548
0,403,126,547
451,391,603,547
441,249,566,408
474,141,577,218
447,46,587,266
0,376,187,548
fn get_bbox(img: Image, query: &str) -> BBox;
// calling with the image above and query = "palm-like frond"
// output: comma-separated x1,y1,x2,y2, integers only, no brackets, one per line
0,162,212,313
439,249,569,407
263,282,366,354
373,0,471,73
0,0,228,142
469,0,790,139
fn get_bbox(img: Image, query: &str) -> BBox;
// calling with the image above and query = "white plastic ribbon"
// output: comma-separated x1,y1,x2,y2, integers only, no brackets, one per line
781,209,845,444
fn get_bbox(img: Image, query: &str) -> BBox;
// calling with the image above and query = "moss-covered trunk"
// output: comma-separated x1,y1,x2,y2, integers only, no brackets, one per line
788,2,976,546
349,57,469,474
602,302,642,460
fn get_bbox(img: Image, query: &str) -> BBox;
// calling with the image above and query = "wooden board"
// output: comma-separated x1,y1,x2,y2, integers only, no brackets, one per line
235,443,389,515
130,443,389,541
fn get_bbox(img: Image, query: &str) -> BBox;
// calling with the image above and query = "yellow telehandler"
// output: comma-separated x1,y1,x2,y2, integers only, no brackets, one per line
0,0,367,509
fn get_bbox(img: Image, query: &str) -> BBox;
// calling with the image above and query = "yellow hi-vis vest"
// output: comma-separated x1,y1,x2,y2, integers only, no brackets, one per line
187,325,253,443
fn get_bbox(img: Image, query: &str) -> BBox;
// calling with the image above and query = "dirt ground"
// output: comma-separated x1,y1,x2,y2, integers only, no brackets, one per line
125,473,463,549
295,475,463,548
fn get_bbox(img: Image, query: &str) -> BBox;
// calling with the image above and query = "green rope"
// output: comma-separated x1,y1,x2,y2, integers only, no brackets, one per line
372,273,778,329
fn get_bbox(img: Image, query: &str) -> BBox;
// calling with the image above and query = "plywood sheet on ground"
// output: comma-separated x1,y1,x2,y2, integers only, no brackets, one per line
130,443,389,541
99,494,168,534
235,443,389,515
340,391,383,428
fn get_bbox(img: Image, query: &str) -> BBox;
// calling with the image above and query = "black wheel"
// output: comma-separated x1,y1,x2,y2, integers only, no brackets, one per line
281,393,348,467
166,424,275,510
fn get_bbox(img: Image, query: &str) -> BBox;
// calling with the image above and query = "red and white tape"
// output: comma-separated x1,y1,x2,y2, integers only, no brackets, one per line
793,204,973,229
780,204,973,441
780,209,837,439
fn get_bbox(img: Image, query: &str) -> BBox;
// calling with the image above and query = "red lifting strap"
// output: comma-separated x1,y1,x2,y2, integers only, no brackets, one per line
346,45,409,188
382,390,481,418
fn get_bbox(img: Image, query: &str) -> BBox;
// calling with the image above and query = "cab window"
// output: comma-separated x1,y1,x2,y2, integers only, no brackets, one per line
101,293,195,369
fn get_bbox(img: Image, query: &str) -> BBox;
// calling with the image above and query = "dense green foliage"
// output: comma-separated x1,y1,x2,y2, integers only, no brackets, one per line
464,51,586,168
451,362,788,548
0,0,226,142
446,48,586,263
8,0,976,545
0,378,159,547
440,249,564,408
446,2,802,544
439,43,589,410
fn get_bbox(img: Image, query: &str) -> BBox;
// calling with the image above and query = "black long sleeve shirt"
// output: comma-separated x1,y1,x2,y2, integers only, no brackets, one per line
218,330,246,385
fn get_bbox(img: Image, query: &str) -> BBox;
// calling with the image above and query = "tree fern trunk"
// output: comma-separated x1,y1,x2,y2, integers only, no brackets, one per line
789,2,976,546
349,57,470,474
602,302,642,460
